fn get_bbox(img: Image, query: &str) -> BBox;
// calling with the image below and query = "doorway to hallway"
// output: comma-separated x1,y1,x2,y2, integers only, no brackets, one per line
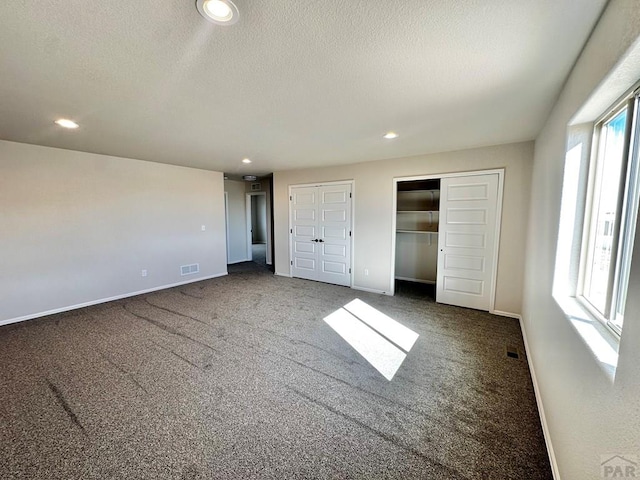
246,192,268,267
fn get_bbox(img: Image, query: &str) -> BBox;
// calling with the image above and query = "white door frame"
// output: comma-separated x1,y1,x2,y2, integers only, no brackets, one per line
224,192,231,263
246,192,268,261
390,169,504,311
288,180,355,287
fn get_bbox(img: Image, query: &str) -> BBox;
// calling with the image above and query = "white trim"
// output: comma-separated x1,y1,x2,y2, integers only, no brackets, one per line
490,170,505,312
390,182,399,294
274,271,292,278
224,191,231,264
393,169,506,183
227,258,250,265
288,180,355,286
0,272,228,327
287,179,355,189
350,181,356,288
577,126,600,297
247,194,252,261
490,310,521,320
394,276,436,285
519,317,562,480
390,168,505,310
352,285,391,296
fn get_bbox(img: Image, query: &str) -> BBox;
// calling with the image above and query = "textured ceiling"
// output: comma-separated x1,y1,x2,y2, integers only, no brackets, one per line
0,0,606,175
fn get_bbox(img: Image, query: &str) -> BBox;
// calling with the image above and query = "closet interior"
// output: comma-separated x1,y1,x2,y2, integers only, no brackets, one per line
394,179,441,297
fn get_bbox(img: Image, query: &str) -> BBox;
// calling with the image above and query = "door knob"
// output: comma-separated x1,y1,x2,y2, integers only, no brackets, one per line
311,239,318,242
318,239,324,243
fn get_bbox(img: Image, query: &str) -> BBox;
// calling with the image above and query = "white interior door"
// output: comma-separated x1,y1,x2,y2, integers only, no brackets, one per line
291,186,318,281
290,183,352,287
317,184,352,286
436,173,500,310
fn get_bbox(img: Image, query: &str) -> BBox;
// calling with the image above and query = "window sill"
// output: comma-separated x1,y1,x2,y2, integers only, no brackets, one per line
553,295,619,381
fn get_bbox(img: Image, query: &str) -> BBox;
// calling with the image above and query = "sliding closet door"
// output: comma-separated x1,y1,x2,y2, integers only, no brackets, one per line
290,183,352,287
436,173,500,311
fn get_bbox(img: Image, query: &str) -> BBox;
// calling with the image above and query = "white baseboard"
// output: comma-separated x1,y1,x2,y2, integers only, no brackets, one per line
351,285,391,296
274,273,390,296
519,317,561,480
0,272,228,327
275,274,388,296
227,258,250,265
491,309,522,319
274,272,390,296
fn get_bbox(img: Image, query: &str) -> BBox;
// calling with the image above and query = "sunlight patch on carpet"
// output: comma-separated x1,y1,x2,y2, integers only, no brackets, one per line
323,299,419,380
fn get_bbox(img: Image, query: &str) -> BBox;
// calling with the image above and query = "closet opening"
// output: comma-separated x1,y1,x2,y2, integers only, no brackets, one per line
391,169,504,312
394,179,441,300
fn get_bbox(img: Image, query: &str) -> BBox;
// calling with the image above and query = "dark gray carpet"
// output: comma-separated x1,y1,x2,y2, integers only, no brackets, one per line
0,264,552,479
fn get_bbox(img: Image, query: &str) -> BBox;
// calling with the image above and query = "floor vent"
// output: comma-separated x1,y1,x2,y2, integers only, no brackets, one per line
506,346,520,359
180,263,200,276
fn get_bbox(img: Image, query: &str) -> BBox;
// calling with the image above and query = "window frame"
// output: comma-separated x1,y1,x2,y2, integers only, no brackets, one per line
577,92,640,337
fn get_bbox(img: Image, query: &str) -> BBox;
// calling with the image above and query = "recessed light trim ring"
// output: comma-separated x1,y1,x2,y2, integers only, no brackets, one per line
196,0,239,25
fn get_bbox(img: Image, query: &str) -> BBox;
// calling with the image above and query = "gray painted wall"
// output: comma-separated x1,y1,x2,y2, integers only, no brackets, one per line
274,141,533,315
523,1,640,478
0,140,227,324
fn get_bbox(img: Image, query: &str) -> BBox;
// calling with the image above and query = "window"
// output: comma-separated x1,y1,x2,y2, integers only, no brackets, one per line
579,92,640,335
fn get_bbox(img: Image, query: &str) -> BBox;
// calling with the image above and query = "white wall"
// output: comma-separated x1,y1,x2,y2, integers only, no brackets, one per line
523,1,640,478
0,140,227,324
224,179,249,263
274,141,533,315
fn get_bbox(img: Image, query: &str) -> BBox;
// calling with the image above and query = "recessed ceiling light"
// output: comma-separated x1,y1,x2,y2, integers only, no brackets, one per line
55,119,79,129
242,158,252,164
196,0,239,25
383,132,398,139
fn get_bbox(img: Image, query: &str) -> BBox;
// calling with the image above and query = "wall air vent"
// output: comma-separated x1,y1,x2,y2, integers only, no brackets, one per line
180,263,200,276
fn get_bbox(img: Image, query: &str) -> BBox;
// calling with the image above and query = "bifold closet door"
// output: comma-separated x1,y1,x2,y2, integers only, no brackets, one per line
436,173,499,311
290,184,352,287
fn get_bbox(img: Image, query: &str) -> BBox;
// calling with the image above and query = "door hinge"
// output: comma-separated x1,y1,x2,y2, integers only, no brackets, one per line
291,261,293,266
349,231,352,237
349,192,352,198
290,195,292,201
290,229,293,234
349,268,351,274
